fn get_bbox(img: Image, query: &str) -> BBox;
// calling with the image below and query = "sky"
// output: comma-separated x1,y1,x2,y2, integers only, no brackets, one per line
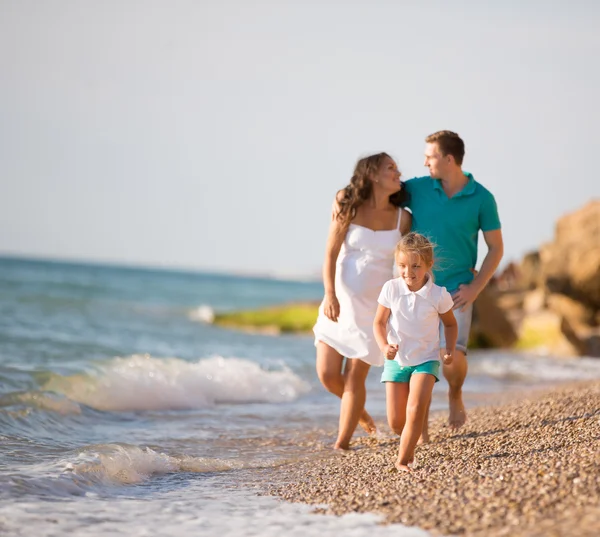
1,0,598,278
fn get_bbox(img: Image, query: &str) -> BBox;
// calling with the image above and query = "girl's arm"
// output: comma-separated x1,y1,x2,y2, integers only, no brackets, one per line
322,192,349,322
373,304,397,359
439,309,458,364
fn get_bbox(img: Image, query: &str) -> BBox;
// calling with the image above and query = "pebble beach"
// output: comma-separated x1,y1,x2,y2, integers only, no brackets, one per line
263,381,600,536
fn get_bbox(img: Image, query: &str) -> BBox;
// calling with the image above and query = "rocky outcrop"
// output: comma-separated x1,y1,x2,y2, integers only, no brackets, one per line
539,200,600,310
470,287,518,348
491,200,600,357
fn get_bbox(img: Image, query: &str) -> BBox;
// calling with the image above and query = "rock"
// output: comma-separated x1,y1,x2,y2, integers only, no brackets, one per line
519,251,543,290
540,200,600,309
523,289,546,314
516,310,579,356
471,288,518,348
546,293,595,325
495,262,521,291
538,293,600,357
493,201,600,357
561,317,600,357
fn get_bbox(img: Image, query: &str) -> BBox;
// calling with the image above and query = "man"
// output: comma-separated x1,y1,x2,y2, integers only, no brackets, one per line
403,131,503,438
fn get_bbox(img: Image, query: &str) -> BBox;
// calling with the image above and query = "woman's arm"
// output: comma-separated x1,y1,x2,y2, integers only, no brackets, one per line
373,304,397,359
322,192,348,322
439,309,458,364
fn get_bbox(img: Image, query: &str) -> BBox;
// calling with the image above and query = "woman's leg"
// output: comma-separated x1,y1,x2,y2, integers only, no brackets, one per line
385,381,410,437
396,373,436,471
316,342,376,435
335,357,372,450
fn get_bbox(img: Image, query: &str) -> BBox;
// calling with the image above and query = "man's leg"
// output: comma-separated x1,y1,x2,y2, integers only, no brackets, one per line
420,303,473,437
443,304,473,429
443,349,468,428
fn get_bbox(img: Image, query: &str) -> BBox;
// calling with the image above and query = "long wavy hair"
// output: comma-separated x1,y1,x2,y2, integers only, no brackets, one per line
335,152,408,225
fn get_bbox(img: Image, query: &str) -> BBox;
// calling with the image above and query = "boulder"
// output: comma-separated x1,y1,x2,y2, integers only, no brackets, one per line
523,289,546,314
540,200,600,309
546,293,595,325
516,310,579,356
471,288,518,348
560,317,600,357
519,251,543,290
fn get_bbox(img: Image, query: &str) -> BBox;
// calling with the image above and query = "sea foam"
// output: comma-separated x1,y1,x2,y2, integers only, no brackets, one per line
2,444,247,498
69,444,241,485
471,351,600,382
41,354,311,412
188,304,215,323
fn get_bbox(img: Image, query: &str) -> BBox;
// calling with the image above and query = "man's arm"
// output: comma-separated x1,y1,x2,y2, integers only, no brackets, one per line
452,229,504,310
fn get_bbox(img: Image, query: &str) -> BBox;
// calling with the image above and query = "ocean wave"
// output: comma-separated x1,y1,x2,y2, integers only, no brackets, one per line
188,304,215,323
69,444,241,485
39,354,311,412
1,443,248,498
470,351,600,382
0,391,82,415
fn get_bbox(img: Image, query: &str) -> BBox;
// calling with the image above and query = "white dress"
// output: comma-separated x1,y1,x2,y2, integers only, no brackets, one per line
313,209,404,367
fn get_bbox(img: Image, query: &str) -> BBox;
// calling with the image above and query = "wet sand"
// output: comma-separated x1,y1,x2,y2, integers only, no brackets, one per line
262,382,600,536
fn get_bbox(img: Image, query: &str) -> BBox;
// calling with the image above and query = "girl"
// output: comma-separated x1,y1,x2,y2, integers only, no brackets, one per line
313,153,411,450
373,232,457,471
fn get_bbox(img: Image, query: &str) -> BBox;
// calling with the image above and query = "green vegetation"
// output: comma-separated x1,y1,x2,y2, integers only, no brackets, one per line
213,302,319,334
514,314,564,351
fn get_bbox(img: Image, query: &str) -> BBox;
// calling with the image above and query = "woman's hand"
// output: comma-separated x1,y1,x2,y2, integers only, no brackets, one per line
383,343,398,360
442,351,453,365
323,294,340,322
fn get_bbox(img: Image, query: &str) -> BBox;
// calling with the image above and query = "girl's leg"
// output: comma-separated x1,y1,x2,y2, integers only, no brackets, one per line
335,357,371,450
316,342,376,435
396,373,436,471
419,395,431,445
385,381,410,437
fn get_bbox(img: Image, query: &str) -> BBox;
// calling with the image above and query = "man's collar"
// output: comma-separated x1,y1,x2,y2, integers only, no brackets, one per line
433,171,476,197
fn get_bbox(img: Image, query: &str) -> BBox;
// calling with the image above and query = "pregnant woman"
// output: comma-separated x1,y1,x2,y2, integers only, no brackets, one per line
313,152,411,450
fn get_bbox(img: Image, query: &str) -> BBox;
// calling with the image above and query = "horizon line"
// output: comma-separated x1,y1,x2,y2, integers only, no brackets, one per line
0,251,323,284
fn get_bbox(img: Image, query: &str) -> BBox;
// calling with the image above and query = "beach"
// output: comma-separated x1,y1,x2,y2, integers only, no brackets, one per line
2,258,600,537
263,381,600,537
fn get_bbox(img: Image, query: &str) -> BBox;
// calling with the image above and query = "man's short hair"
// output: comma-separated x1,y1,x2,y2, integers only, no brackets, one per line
425,131,465,166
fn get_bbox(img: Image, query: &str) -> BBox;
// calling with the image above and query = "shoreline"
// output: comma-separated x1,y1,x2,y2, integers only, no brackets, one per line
259,381,600,536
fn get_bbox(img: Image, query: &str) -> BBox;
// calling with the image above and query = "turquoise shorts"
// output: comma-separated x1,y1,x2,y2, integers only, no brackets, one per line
380,360,440,383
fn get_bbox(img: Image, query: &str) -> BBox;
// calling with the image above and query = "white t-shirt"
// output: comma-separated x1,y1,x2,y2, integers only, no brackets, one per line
377,276,454,366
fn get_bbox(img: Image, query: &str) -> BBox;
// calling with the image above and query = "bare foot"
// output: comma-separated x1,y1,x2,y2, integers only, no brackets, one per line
333,440,350,451
417,431,429,445
448,394,467,429
358,411,377,436
394,460,412,472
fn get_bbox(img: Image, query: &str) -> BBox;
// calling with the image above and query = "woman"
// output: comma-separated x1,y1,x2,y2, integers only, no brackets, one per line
313,152,411,450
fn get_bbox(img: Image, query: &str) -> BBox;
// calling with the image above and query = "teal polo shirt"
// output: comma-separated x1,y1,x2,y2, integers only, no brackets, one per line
404,173,501,292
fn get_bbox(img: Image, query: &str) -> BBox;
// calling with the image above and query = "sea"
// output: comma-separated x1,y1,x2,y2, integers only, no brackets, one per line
2,256,600,537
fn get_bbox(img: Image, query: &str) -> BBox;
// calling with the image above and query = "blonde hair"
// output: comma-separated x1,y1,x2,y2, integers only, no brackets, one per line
394,232,435,267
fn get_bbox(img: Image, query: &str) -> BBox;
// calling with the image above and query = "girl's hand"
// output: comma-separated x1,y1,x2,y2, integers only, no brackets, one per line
323,294,340,322
383,344,398,360
442,351,453,365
